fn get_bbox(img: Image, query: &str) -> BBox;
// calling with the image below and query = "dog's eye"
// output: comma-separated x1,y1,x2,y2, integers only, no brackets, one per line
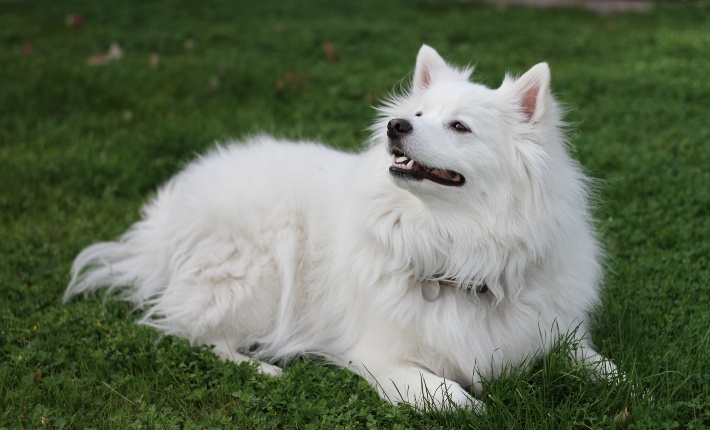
415,112,422,117
450,121,470,133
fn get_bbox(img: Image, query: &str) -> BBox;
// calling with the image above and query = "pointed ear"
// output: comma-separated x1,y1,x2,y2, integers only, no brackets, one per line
507,62,551,123
412,45,455,94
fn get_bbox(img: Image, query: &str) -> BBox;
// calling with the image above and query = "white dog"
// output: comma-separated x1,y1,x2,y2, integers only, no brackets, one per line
65,45,618,412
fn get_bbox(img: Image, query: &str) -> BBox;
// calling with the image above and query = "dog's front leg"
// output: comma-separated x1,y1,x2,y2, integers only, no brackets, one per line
356,362,484,413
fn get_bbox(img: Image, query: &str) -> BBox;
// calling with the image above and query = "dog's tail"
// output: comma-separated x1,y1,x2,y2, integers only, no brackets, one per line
64,229,164,308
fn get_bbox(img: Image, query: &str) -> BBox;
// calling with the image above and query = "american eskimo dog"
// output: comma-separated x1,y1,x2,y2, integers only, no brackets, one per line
65,45,618,412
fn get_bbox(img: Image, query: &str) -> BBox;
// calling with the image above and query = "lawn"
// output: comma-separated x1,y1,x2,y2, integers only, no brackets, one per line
1,0,709,428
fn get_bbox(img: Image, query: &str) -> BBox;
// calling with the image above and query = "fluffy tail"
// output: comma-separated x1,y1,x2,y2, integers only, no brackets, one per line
64,238,157,307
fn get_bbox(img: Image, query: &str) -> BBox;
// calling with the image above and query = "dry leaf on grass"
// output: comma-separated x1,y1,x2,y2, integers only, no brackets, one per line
323,42,336,62
613,407,630,427
149,53,160,69
275,70,308,91
65,14,85,27
87,43,124,66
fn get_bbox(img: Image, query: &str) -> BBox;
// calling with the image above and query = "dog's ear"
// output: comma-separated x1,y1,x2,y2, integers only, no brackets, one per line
412,45,469,94
506,63,551,123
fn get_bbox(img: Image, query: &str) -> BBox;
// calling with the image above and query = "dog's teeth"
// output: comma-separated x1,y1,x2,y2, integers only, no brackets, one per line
406,159,414,169
396,156,409,163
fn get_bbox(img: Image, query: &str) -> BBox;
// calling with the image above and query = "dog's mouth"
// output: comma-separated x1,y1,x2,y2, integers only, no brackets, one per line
389,149,465,187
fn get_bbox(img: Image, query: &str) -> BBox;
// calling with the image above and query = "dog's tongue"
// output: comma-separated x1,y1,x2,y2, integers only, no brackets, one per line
421,164,463,183
431,168,451,180
430,168,460,182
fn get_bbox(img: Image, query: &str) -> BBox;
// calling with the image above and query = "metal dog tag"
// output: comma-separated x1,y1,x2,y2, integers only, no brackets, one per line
422,279,440,302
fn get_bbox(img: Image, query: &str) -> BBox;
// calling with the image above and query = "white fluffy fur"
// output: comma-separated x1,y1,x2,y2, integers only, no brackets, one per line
65,45,618,412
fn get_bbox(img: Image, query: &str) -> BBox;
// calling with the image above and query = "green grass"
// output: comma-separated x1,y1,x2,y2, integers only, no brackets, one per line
1,0,709,428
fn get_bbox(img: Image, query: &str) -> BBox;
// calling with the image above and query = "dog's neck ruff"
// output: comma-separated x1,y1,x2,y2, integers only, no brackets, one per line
421,278,488,302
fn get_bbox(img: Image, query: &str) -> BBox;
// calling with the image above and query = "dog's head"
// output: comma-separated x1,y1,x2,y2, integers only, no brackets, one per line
367,46,596,300
375,45,563,214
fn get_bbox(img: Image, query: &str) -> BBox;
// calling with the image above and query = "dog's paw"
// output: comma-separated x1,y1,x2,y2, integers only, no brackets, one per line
257,361,283,377
419,379,484,413
210,341,282,377
440,384,485,413
372,366,484,414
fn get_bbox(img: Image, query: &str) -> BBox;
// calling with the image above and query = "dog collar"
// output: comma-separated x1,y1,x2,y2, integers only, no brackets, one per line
421,278,488,302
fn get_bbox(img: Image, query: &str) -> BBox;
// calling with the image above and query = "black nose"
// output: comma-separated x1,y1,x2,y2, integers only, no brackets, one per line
387,118,412,139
